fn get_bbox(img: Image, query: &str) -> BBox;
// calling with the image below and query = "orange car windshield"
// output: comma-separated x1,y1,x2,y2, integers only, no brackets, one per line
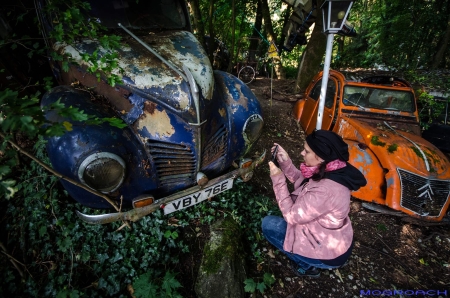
343,86,415,112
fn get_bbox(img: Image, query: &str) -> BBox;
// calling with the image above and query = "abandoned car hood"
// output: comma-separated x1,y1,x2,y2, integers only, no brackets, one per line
339,117,450,176
55,30,214,110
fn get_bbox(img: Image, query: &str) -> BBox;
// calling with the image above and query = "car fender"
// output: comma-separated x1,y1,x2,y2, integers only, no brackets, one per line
214,70,264,157
346,140,386,205
41,86,155,209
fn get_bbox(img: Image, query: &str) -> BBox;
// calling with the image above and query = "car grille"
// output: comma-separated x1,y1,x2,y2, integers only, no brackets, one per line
201,124,228,170
147,140,196,187
398,168,450,217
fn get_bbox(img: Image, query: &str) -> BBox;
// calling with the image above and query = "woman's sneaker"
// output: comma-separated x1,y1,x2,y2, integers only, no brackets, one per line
289,262,321,278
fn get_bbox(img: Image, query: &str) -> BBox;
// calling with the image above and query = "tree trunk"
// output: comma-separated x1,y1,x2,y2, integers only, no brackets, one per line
277,6,292,51
189,0,205,49
227,0,236,73
295,8,327,93
208,0,215,63
431,17,450,69
260,0,286,79
249,1,263,62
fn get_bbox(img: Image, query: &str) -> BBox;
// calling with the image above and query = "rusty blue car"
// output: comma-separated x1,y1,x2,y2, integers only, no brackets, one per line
37,0,264,223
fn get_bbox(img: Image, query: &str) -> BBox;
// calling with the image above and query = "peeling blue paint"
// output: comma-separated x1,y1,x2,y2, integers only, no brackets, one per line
358,166,368,175
223,74,241,100
172,32,205,59
125,94,146,124
386,177,394,188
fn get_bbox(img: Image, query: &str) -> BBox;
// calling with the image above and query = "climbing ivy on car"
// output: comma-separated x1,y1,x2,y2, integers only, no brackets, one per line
45,0,124,86
0,0,128,200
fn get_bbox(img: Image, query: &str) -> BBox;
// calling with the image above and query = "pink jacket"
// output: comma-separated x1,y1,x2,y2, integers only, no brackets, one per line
271,158,353,260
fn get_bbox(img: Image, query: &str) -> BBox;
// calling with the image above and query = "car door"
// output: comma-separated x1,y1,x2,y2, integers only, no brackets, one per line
301,77,338,135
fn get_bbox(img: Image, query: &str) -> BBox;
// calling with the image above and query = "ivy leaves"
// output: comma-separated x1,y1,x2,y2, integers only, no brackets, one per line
47,0,124,87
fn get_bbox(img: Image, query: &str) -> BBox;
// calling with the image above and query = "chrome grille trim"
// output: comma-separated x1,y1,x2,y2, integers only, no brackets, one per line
201,124,228,169
398,168,450,217
147,140,196,187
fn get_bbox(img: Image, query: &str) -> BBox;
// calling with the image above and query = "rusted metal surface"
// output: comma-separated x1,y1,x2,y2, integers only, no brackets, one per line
60,65,134,113
201,124,228,169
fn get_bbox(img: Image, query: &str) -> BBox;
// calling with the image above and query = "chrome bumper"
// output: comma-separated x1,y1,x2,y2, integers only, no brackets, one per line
76,150,266,224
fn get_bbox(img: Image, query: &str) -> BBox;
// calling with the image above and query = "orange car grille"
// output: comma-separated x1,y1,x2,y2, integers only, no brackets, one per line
398,169,450,217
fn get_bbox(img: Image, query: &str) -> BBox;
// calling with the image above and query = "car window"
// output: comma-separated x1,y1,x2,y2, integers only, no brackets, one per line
308,79,322,101
87,0,187,29
325,79,336,109
343,86,415,112
308,78,335,108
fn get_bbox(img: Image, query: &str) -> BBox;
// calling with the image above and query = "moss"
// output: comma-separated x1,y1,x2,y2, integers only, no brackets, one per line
410,146,424,160
387,143,398,153
371,136,386,147
424,150,440,164
201,217,243,274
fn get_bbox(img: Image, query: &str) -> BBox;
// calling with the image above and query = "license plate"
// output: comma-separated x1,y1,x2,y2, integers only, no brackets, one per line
164,178,234,215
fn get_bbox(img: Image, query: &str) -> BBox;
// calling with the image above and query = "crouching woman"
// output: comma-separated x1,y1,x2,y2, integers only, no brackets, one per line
262,130,367,277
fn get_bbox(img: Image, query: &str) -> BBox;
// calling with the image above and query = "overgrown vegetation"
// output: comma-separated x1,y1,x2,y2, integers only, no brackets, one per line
0,138,280,296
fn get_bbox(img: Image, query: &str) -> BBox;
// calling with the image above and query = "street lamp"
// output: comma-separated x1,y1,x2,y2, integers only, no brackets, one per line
316,0,354,130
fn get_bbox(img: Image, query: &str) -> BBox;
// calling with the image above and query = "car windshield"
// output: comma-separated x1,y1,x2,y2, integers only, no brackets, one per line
87,0,187,29
343,86,416,112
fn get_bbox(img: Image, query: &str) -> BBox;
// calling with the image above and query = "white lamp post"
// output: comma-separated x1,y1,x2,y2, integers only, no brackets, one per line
316,0,354,130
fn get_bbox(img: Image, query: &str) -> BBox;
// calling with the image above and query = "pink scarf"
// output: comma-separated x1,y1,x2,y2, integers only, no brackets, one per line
300,159,347,178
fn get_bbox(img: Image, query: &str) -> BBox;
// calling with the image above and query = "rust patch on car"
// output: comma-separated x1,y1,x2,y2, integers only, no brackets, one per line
219,108,226,117
137,108,175,138
144,102,157,114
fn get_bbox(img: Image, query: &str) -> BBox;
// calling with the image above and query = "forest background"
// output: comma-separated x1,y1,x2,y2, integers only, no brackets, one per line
0,0,449,297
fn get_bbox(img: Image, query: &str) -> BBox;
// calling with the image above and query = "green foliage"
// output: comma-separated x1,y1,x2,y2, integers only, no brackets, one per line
244,272,275,294
133,271,183,298
0,138,278,296
336,0,450,69
175,181,281,263
376,223,387,232
44,0,124,86
0,138,189,297
0,87,126,200
416,91,447,129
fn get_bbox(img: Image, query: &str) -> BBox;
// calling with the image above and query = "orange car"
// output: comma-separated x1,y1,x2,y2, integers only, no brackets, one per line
293,70,450,222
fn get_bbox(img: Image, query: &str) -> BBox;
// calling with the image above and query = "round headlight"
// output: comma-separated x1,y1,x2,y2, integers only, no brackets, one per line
243,114,264,144
78,152,126,193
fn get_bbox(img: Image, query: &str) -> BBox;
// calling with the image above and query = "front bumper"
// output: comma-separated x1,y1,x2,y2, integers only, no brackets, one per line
76,150,266,224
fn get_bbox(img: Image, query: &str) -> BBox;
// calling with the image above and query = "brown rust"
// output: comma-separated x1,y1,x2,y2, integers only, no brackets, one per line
144,101,157,114
61,65,134,113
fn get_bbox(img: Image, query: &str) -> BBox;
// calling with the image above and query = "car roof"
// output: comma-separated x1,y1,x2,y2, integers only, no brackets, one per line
337,70,411,88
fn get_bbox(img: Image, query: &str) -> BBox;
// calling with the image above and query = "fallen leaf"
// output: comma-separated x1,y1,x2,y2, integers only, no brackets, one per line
334,269,344,283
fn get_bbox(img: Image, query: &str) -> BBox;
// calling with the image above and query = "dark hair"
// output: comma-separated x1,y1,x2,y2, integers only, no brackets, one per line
311,161,327,181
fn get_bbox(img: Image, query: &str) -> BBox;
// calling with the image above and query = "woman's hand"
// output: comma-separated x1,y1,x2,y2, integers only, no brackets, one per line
271,143,289,163
268,161,282,176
